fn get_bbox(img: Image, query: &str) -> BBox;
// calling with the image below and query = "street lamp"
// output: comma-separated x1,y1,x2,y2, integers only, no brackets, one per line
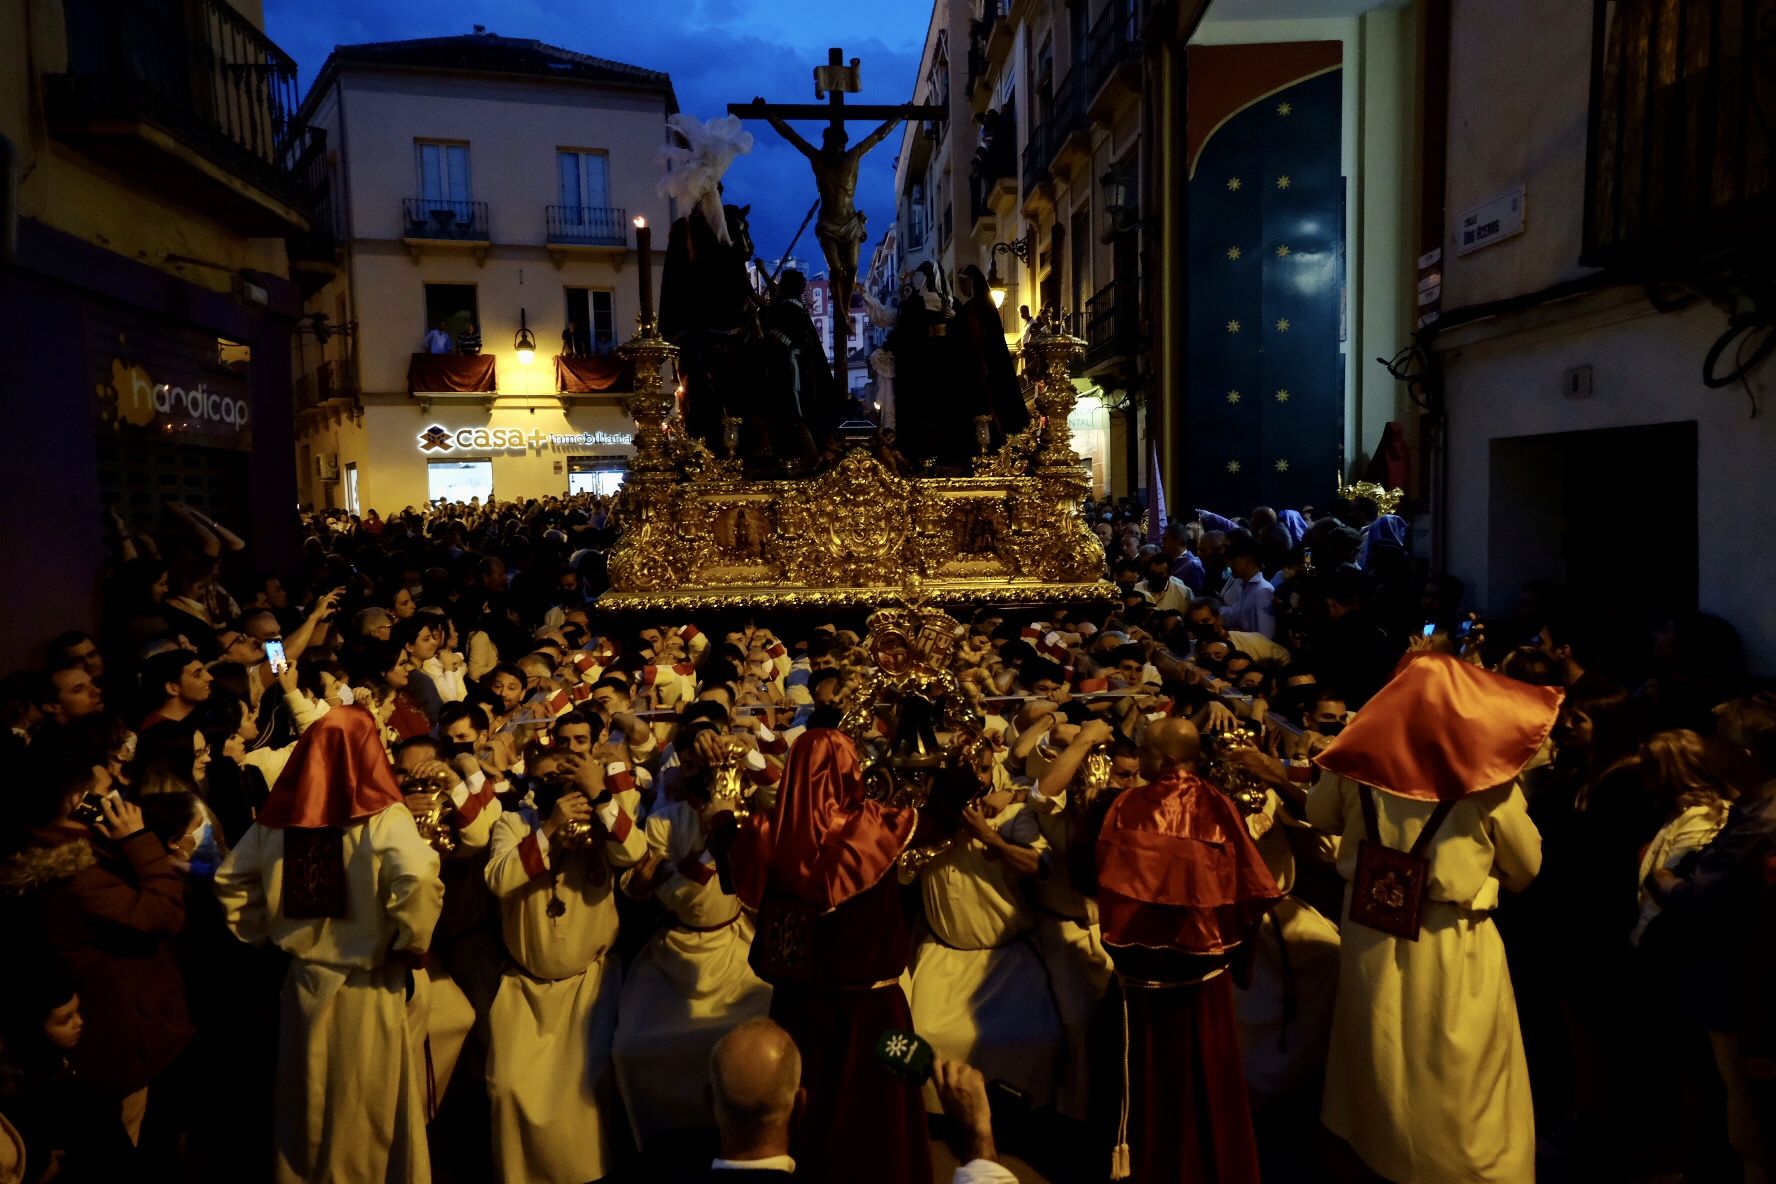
514,307,536,365
986,234,1032,309
1100,162,1138,236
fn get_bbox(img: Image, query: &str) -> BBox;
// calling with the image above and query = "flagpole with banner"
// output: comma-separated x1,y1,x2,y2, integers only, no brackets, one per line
1146,438,1169,544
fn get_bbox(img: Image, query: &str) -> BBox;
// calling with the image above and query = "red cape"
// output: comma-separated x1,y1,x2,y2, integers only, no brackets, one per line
1097,771,1282,955
732,728,917,912
1313,651,1562,801
255,706,405,828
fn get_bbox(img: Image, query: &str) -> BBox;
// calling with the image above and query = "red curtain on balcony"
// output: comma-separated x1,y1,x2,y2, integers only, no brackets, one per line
407,353,496,393
555,354,629,393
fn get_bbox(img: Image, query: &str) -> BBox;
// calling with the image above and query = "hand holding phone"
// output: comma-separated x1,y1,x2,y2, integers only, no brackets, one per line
265,637,288,675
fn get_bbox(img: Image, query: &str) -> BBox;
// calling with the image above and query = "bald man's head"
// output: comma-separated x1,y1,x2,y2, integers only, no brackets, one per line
1141,717,1201,778
709,1018,804,1157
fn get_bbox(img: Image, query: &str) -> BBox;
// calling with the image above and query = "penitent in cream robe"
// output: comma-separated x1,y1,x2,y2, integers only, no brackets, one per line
611,800,772,1146
1307,773,1542,1184
907,802,1061,1111
1023,784,1114,1121
215,806,444,1184
1236,787,1342,1107
484,791,645,1184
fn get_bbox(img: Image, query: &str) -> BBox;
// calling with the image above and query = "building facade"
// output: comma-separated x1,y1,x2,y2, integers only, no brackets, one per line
1429,0,1776,669
290,32,676,515
904,0,1420,506
1,0,310,668
913,0,1776,667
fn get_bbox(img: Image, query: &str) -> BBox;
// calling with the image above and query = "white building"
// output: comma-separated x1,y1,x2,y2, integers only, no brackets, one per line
1431,0,1776,669
290,30,676,512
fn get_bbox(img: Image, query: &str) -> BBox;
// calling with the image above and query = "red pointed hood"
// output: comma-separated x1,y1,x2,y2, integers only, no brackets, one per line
732,728,917,911
255,707,404,829
1096,770,1282,955
1314,652,1563,801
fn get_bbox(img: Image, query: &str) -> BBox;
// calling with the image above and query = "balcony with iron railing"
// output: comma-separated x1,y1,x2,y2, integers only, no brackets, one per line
1086,0,1144,122
1583,0,1776,270
403,197,490,242
970,122,1018,232
986,0,1016,63
287,128,340,292
546,205,630,247
46,0,308,231
1084,276,1139,371
294,355,359,413
1046,71,1091,173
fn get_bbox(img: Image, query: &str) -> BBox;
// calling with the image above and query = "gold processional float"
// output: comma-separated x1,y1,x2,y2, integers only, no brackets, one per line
599,307,1116,614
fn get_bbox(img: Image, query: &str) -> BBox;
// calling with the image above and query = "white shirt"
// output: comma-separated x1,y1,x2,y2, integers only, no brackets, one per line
711,1154,795,1173
424,328,453,354
1220,572,1276,638
708,1155,1015,1183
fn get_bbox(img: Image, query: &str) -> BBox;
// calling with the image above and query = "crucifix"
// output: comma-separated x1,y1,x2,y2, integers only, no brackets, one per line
731,48,945,390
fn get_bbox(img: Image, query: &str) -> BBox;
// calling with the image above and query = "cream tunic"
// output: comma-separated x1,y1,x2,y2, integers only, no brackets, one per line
1236,789,1341,1105
1023,785,1112,1120
611,801,772,1145
1307,773,1542,1184
215,806,443,1184
484,792,646,1184
908,802,1061,1111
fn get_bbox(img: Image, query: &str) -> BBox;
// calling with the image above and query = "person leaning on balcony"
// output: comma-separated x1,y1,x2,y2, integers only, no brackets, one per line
457,323,483,357
425,321,453,355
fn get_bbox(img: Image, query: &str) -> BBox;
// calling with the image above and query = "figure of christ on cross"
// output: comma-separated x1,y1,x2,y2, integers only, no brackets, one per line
732,49,944,386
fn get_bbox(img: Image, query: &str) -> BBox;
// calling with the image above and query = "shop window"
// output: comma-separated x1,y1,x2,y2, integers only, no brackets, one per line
427,459,493,505
424,284,479,341
1069,393,1110,498
567,456,627,496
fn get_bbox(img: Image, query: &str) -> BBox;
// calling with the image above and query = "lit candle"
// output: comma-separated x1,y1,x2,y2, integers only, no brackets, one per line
634,215,653,328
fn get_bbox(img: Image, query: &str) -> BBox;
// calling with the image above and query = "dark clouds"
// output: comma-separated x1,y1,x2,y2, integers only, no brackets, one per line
267,0,923,270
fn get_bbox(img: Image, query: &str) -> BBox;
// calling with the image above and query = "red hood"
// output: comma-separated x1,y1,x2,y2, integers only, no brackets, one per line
256,707,404,828
732,728,917,911
1314,651,1562,801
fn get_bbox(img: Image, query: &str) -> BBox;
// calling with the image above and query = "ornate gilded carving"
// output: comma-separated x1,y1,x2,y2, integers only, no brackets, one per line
1337,478,1404,516
600,316,1115,612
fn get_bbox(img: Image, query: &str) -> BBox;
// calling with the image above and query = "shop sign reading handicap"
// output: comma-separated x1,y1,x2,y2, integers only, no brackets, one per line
417,425,634,454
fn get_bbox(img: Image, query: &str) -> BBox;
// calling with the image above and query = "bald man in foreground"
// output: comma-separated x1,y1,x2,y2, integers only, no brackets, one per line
1094,719,1281,1183
696,1019,1018,1182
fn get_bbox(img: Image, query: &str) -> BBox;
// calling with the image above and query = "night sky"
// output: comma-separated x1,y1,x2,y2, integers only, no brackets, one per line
265,0,925,272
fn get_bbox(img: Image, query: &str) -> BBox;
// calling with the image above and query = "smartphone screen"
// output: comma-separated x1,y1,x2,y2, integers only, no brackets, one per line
1421,623,1437,638
265,637,288,675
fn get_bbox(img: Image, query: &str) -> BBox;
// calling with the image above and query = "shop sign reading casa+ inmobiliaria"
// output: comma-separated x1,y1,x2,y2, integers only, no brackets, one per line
417,425,634,454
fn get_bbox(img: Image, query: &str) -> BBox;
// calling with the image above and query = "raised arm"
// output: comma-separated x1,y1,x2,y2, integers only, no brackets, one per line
853,116,903,159
757,101,818,159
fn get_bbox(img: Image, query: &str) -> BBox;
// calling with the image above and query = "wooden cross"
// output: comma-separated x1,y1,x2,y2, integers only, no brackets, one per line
730,49,946,390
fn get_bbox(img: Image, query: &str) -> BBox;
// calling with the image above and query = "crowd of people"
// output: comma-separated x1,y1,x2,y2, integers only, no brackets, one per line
0,486,1771,1184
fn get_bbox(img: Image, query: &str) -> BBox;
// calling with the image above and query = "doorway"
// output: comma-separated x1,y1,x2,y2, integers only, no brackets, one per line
428,459,493,505
1488,421,1697,636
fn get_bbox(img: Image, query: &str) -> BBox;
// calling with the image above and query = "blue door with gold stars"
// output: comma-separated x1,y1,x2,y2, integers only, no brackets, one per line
1185,50,1343,514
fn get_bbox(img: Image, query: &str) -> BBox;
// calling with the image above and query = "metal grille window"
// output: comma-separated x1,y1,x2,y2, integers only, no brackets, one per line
1585,0,1776,268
